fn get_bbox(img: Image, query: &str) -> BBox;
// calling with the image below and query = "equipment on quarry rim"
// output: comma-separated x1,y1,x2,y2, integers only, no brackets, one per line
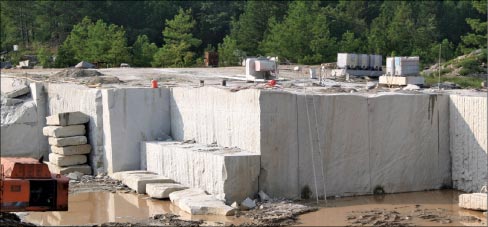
245,57,278,81
151,80,158,88
0,157,69,212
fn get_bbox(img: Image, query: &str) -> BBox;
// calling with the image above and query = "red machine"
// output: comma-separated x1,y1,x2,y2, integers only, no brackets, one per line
0,157,69,212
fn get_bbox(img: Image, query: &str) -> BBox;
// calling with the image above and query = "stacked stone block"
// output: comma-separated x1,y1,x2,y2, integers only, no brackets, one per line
43,112,92,175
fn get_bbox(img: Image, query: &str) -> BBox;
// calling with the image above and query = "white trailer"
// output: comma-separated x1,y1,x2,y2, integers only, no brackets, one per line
358,54,369,70
369,54,382,71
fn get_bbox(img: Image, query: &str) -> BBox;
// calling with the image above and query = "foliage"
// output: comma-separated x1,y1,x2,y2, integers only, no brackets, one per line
217,36,240,66
0,0,486,68
58,17,130,67
152,8,201,67
37,46,52,68
131,35,158,67
423,74,483,88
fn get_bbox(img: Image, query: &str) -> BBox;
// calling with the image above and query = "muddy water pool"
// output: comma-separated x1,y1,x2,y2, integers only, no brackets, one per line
296,190,487,226
22,191,247,226
20,190,486,226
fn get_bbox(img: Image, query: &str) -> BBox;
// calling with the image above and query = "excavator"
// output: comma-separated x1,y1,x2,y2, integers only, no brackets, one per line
0,157,69,212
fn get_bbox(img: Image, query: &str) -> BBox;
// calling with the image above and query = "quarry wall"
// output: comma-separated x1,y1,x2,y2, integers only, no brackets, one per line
102,88,171,174
3,82,486,199
450,95,487,193
45,83,104,174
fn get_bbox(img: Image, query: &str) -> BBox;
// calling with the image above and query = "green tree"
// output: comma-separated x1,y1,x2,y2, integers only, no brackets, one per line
58,17,130,66
217,35,240,66
37,46,52,68
260,1,335,64
338,31,362,53
152,8,201,67
132,35,158,67
460,0,487,53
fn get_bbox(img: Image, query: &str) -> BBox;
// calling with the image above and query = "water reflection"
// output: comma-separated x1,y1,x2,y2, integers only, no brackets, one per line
23,192,244,226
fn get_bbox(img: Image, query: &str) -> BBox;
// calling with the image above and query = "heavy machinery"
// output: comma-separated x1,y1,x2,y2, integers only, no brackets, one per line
0,157,69,212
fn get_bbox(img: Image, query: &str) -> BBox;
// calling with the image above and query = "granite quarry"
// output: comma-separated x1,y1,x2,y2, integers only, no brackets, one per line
0,66,486,225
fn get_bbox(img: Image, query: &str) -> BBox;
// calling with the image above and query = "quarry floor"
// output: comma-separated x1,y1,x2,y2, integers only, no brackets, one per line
9,176,486,226
1,66,485,96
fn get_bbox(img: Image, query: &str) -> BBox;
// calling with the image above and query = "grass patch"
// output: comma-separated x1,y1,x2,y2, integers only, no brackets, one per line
423,74,484,88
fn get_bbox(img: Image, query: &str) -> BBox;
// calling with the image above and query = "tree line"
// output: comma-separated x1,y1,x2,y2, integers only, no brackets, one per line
0,1,486,68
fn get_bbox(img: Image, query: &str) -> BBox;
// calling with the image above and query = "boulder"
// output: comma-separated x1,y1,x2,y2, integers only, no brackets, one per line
75,61,95,69
48,136,87,147
43,125,86,137
240,197,256,210
4,86,30,98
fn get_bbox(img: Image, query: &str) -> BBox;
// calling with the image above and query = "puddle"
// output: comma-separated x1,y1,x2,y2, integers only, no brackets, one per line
295,190,487,226
22,191,247,226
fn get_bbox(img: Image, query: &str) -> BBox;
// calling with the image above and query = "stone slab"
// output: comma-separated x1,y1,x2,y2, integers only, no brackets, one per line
459,193,487,211
169,189,235,216
51,144,91,155
4,85,30,98
110,170,157,181
48,136,87,147
146,183,189,199
43,125,86,137
45,162,92,175
1,77,28,94
49,153,87,167
46,111,89,126
378,76,424,85
2,98,23,106
144,141,260,203
122,174,174,194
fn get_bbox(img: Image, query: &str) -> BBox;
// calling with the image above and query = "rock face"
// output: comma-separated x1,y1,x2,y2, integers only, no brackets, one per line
450,95,487,193
50,144,91,155
144,141,260,203
169,189,235,216
459,193,487,211
43,125,86,137
102,88,171,174
48,136,87,147
146,183,188,199
48,153,87,167
46,111,89,126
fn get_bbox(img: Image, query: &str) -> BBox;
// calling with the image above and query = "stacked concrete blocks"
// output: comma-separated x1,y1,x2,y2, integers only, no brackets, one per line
43,112,92,175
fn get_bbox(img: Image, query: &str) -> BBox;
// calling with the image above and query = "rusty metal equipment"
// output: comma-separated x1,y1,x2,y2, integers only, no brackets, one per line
0,157,69,212
204,51,219,67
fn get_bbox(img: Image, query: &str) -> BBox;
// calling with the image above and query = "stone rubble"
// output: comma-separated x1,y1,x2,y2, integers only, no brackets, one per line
169,188,235,216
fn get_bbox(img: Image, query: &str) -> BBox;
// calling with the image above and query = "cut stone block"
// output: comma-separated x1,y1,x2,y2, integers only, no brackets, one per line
169,189,235,216
459,193,487,211
51,144,91,155
146,183,189,199
46,112,89,126
110,170,157,181
4,85,30,98
2,98,23,106
49,153,87,167
43,125,86,138
122,174,174,194
45,162,92,175
144,141,260,203
48,136,87,147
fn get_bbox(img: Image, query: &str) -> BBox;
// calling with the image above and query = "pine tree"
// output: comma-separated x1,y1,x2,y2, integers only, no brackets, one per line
132,35,158,67
152,8,202,67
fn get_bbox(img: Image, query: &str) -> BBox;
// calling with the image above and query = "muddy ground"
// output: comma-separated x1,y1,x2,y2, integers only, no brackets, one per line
3,175,487,226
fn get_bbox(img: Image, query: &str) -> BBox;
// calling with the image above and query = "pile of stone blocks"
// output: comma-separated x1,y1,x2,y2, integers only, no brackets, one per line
43,112,92,175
